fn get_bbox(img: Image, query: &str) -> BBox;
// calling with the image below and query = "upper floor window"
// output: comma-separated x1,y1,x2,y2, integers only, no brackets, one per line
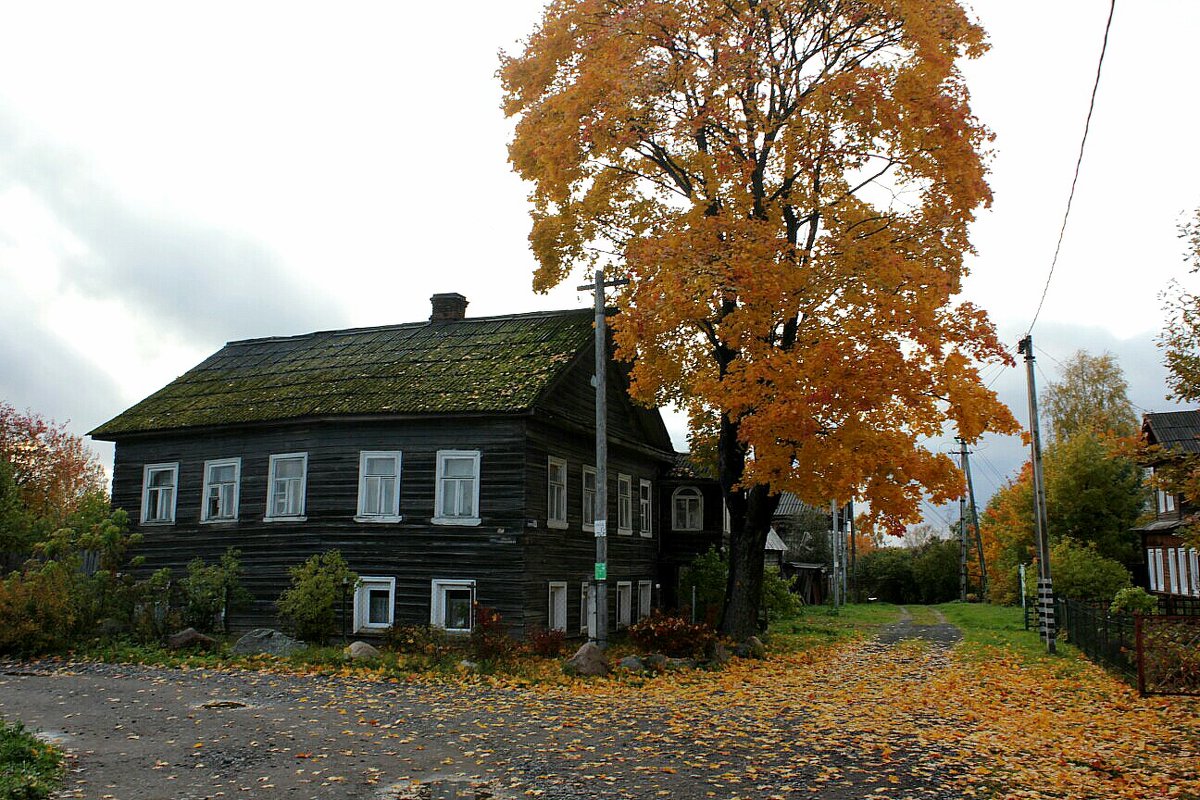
639,479,653,537
357,451,402,521
141,463,178,524
434,450,480,525
672,486,703,531
201,458,240,522
547,456,568,529
582,466,597,532
1158,488,1177,515
266,452,308,520
617,474,633,535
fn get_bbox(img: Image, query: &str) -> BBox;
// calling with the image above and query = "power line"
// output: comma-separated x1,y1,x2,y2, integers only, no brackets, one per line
1026,0,1117,335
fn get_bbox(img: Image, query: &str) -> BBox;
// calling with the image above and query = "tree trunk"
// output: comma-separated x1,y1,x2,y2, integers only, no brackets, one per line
717,412,780,641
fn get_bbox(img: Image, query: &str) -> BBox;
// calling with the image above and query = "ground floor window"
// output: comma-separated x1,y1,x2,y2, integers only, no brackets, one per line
616,581,632,628
431,579,476,632
580,583,590,634
354,576,395,632
548,582,568,632
638,580,652,620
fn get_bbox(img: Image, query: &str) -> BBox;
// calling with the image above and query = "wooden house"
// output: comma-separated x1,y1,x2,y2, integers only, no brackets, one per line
1137,410,1200,602
90,294,676,637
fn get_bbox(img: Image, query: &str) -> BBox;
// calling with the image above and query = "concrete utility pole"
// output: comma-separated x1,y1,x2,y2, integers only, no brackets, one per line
958,481,968,602
1018,335,1056,654
577,268,628,647
830,500,841,610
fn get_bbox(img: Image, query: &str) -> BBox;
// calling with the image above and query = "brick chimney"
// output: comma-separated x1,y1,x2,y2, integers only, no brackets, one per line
429,293,469,322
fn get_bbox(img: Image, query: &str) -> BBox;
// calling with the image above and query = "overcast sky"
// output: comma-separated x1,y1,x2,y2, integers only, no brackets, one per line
1,1,1197,526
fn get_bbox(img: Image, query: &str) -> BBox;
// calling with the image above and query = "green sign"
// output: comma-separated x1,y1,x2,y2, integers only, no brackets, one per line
594,563,607,581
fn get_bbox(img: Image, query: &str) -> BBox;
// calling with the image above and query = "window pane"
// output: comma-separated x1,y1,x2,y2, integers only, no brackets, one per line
211,464,235,483
456,481,474,517
150,469,174,488
368,589,390,625
366,456,395,476
445,589,472,629
275,458,303,479
443,457,475,478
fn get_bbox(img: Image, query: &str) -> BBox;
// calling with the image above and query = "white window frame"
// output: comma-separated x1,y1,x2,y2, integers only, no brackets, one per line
582,465,597,532
547,456,568,529
431,578,476,632
638,580,652,620
200,458,241,523
672,486,703,531
617,474,633,535
1158,489,1177,515
616,581,632,629
265,452,308,521
433,450,481,526
1190,548,1200,598
355,451,402,522
1147,544,1156,594
580,583,590,634
354,576,395,632
548,581,568,632
1168,548,1182,594
141,462,179,524
639,479,653,538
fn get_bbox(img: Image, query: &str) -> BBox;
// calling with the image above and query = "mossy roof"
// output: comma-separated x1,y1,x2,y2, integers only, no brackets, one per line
91,309,595,438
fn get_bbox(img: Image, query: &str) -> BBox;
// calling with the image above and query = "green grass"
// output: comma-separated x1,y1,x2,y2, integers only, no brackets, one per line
935,602,1086,673
0,719,63,800
769,602,905,651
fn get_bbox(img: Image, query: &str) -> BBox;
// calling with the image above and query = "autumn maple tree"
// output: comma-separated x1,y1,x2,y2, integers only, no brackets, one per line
502,0,1017,638
0,401,107,544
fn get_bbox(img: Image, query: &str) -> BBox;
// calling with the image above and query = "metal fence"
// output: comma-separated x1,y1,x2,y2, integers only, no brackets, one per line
1038,597,1200,696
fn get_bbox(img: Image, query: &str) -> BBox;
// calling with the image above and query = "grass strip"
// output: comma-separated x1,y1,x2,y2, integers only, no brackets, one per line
0,719,63,800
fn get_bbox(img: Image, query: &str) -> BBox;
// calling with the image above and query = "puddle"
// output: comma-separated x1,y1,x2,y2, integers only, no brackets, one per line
198,700,249,710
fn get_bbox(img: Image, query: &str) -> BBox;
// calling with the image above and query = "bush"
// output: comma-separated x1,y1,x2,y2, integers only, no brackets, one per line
1049,538,1131,602
679,547,727,624
469,604,516,663
627,611,717,657
762,566,802,622
524,626,567,658
181,548,251,632
1111,586,1157,615
858,548,917,604
0,560,85,655
276,550,357,644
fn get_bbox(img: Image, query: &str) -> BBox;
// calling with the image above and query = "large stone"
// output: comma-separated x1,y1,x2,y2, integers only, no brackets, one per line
617,655,646,673
735,635,767,659
344,640,380,661
563,642,608,676
231,628,302,656
167,627,218,651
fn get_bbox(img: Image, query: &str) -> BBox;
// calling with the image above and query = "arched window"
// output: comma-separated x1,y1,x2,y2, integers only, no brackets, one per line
672,486,703,531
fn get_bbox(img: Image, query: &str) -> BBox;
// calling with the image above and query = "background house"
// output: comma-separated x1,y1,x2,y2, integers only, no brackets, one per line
91,294,675,638
1137,410,1200,603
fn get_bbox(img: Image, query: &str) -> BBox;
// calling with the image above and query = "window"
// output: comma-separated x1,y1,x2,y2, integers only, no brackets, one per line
580,583,590,634
639,479,652,537
1149,548,1163,592
201,458,240,522
582,466,597,532
548,582,568,632
141,463,178,524
431,579,476,632
354,576,395,632
617,474,633,535
672,486,703,531
357,451,402,521
266,453,307,520
434,450,480,525
547,457,568,529
1158,489,1177,515
638,580,652,620
616,581,632,628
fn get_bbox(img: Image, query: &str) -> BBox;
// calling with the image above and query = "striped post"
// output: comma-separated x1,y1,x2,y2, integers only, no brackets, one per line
1037,577,1056,653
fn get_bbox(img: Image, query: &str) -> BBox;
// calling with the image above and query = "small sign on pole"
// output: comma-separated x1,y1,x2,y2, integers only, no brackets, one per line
594,563,607,581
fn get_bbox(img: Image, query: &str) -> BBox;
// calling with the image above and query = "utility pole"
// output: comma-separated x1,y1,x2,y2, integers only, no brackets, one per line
577,268,628,647
958,479,968,602
1018,335,1056,654
830,500,841,610
961,438,987,601
848,499,857,602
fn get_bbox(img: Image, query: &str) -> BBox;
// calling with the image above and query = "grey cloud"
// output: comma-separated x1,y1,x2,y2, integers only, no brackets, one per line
0,108,345,344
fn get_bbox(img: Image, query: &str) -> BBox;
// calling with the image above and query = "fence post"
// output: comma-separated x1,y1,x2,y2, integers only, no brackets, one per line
1135,613,1146,696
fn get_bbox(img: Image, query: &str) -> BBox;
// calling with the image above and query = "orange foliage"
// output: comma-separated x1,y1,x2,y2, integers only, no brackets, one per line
502,0,1018,534
0,401,107,524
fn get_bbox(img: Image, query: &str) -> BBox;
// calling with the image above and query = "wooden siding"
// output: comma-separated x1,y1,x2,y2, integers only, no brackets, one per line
111,417,532,632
